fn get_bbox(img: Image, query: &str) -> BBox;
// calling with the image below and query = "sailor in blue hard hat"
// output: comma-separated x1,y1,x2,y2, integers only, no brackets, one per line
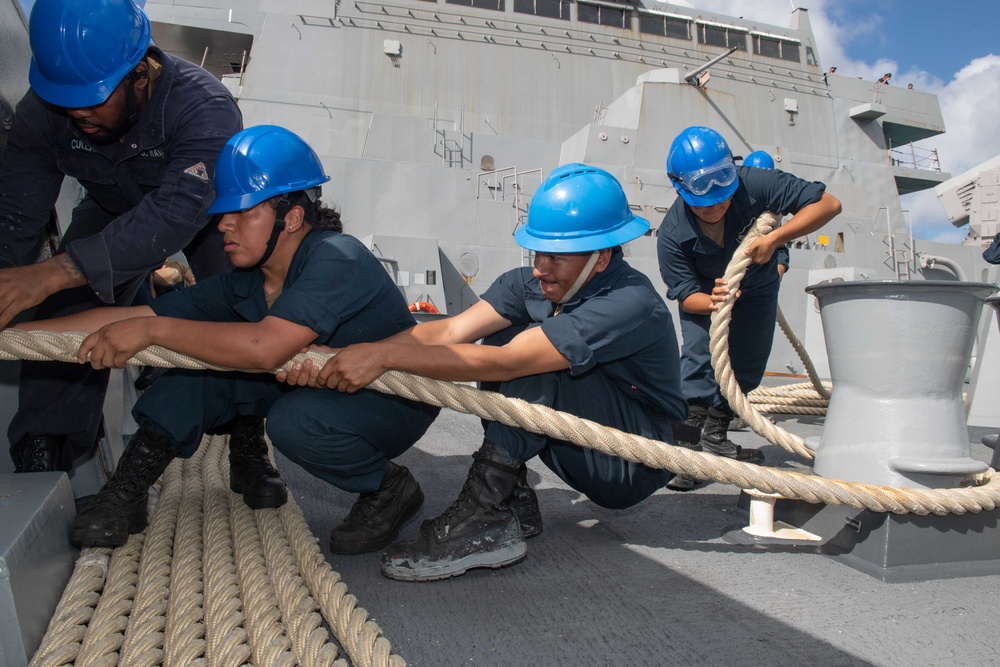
18,126,440,553
1,0,243,475
280,163,688,581
743,150,776,170
659,126,842,490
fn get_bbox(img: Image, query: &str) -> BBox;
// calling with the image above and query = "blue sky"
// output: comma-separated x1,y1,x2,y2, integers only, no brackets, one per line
824,0,999,82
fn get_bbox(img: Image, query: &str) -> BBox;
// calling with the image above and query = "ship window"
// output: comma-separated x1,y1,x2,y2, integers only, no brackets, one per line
753,35,800,63
781,42,800,62
806,46,816,66
756,35,781,59
577,1,630,29
697,23,747,51
638,13,690,40
446,0,505,10
514,0,570,20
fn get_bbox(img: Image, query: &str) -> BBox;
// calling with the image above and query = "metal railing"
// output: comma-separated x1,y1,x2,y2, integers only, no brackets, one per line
874,206,915,280
433,103,467,167
888,140,941,172
476,166,544,266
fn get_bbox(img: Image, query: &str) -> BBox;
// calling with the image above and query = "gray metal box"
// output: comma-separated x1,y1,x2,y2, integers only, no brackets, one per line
0,473,75,667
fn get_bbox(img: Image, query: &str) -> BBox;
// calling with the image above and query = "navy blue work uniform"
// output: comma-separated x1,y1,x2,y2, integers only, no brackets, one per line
135,231,440,493
481,249,686,510
657,166,825,407
984,233,1000,265
0,46,242,469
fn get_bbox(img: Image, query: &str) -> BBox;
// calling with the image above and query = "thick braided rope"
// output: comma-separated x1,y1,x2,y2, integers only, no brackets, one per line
227,447,298,667
775,305,831,400
164,444,207,666
707,214,831,418
374,372,1000,514
748,381,830,415
75,533,145,667
119,459,183,666
200,436,253,667
277,490,402,667
119,466,180,665
708,212,818,459
257,508,342,666
201,437,365,666
30,435,401,666
4,329,999,518
739,305,831,415
746,403,827,416
29,549,111,667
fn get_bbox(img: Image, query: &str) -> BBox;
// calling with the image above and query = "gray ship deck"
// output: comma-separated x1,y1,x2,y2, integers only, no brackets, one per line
282,403,1000,667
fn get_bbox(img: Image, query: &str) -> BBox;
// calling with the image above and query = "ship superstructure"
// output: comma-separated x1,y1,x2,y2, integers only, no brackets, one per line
133,0,994,378
4,2,1000,664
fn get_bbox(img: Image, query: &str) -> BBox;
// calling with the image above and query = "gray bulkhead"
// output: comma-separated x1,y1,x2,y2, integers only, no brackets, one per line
141,0,979,378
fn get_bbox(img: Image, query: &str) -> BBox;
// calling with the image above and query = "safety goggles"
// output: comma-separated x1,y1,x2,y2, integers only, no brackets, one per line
669,158,738,196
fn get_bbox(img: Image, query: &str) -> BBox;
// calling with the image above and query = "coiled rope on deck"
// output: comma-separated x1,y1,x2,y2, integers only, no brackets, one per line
744,307,831,416
0,328,997,516
29,435,401,667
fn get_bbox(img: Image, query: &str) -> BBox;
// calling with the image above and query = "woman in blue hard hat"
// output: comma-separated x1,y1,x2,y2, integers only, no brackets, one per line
279,164,688,581
658,126,841,489
17,126,439,553
2,0,242,474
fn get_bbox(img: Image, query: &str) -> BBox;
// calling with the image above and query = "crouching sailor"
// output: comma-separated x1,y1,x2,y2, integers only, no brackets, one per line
280,164,687,580
14,126,439,550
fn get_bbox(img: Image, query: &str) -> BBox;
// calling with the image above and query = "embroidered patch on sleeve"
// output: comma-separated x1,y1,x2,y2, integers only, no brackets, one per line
183,162,210,181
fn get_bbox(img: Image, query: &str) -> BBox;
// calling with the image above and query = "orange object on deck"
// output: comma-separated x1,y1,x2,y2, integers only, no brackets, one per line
408,301,440,315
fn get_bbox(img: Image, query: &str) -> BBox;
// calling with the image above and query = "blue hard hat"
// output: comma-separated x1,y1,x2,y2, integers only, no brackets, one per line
208,126,331,214
744,150,775,169
516,164,649,253
28,0,152,108
666,126,739,207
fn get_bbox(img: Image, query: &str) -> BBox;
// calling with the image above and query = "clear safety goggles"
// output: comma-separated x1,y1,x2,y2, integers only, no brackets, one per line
669,158,738,196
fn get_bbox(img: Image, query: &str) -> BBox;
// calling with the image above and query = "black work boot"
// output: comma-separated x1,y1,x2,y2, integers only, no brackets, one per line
330,460,424,555
508,463,542,539
70,425,177,548
666,405,708,492
381,441,527,582
700,406,765,464
11,434,65,473
227,415,288,509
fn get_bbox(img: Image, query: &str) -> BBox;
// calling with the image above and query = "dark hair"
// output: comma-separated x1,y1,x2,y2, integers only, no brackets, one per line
272,189,342,233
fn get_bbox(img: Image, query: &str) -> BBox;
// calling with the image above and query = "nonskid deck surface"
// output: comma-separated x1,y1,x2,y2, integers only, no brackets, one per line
280,405,1000,667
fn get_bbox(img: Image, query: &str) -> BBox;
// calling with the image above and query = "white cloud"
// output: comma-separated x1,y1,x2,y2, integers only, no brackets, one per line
922,55,1000,174
899,55,1000,242
668,0,999,242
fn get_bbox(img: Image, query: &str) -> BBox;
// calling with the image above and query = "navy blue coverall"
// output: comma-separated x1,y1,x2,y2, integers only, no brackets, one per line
657,166,826,408
482,249,687,509
136,231,440,493
0,46,242,469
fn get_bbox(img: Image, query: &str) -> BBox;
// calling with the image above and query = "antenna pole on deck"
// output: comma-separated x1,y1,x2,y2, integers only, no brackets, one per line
684,46,738,86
